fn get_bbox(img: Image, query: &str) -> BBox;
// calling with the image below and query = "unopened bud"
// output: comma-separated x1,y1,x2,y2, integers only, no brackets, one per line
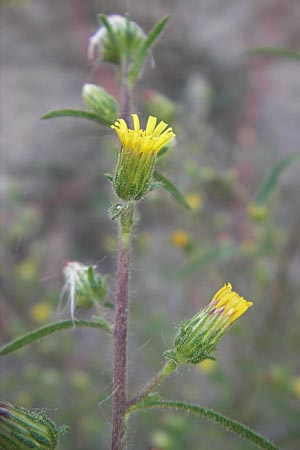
82,84,118,125
165,283,253,365
0,402,68,450
88,15,146,65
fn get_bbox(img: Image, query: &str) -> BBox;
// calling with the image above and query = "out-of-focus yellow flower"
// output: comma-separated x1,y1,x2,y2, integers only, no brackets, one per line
170,229,189,248
291,376,300,399
71,371,90,390
111,114,175,201
151,430,173,449
247,203,268,222
16,260,38,282
198,359,217,374
29,302,52,324
186,192,203,211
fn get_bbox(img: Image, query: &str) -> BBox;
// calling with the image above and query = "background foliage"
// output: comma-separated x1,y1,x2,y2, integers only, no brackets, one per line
1,1,300,449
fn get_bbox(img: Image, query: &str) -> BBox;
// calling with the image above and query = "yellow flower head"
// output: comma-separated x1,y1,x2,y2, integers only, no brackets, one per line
211,283,253,325
168,283,253,365
111,114,175,201
112,114,175,156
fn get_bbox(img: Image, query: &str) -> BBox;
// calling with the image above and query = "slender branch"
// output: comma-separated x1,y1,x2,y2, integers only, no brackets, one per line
127,360,177,408
128,399,280,450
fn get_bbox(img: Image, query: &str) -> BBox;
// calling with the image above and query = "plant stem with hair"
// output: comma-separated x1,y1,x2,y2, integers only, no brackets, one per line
127,360,177,408
111,60,132,450
111,216,132,450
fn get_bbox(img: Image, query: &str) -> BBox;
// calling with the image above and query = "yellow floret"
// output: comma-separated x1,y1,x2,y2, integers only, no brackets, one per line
111,114,175,155
213,283,253,324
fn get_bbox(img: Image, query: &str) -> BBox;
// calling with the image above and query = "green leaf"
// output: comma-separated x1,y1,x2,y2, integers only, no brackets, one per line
247,47,300,60
254,154,300,205
0,319,112,357
173,242,237,280
41,109,111,126
128,16,169,85
129,399,280,450
153,170,191,210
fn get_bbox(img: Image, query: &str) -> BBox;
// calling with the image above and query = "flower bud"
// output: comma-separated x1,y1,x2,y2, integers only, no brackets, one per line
63,262,108,316
0,402,68,450
111,114,175,201
82,84,118,125
88,15,146,65
165,283,253,365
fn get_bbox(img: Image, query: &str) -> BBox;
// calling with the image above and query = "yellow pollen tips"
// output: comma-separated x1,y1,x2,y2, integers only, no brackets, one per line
111,113,175,155
212,283,253,324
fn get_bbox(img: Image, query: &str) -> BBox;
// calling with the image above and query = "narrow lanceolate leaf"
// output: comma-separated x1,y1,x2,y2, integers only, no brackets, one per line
128,16,169,85
254,154,300,205
173,242,237,280
41,109,111,126
247,47,300,60
129,399,280,450
0,319,112,357
153,170,191,210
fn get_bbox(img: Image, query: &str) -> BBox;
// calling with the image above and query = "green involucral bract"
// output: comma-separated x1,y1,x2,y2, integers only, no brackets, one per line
0,402,68,450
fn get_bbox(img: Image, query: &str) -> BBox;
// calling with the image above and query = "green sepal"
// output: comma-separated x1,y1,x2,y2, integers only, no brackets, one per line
148,181,162,193
98,15,119,50
104,173,114,182
41,109,111,126
128,16,169,85
153,170,191,210
163,350,178,364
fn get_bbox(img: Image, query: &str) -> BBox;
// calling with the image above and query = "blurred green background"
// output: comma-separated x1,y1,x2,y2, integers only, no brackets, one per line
1,0,300,449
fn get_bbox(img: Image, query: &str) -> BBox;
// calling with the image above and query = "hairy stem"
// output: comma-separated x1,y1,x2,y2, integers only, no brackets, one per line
111,206,133,450
111,56,133,449
127,360,177,408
